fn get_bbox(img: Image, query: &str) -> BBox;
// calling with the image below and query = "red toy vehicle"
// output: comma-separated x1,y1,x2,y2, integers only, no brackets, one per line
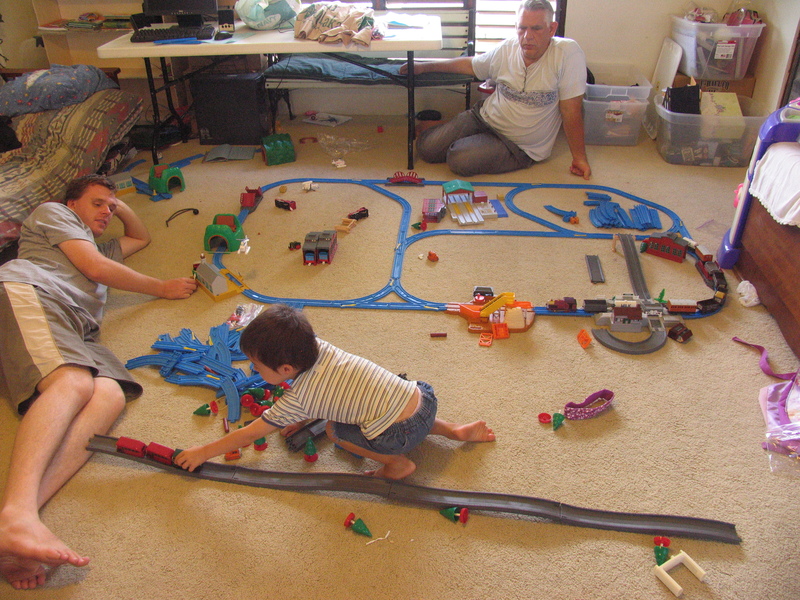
348,207,369,220
275,198,297,211
116,436,146,458
546,297,577,312
145,441,176,466
240,187,264,211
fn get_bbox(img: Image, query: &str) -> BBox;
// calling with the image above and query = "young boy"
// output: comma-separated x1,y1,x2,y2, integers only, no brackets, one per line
175,304,495,479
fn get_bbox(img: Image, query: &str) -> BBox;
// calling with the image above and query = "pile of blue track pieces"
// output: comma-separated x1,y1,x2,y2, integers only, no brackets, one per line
585,192,662,231
125,323,267,422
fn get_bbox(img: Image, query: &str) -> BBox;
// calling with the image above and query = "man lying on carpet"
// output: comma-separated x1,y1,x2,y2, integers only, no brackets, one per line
400,0,591,179
175,304,496,479
0,174,197,590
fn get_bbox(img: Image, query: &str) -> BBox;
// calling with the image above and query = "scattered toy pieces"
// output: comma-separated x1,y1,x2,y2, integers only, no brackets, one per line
653,550,707,597
564,389,614,420
654,536,671,566
344,512,372,537
552,412,565,430
275,198,297,210
303,437,319,462
440,506,469,524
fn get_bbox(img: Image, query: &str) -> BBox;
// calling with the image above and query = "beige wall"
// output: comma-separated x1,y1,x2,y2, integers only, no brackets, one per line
566,0,800,112
0,0,48,69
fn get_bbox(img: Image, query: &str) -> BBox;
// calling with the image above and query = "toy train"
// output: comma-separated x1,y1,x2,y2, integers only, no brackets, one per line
638,234,728,315
302,230,338,265
547,297,577,312
116,436,177,466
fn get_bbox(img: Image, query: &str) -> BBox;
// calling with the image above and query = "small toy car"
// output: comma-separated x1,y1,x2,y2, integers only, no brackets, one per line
275,198,297,211
348,207,369,220
668,323,693,343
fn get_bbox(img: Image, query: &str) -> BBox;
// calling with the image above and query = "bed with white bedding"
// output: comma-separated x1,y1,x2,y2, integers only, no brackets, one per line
718,102,800,358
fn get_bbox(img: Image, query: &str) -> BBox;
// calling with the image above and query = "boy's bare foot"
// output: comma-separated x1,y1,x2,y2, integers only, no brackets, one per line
1,554,47,590
365,456,416,480
450,421,496,442
0,510,89,589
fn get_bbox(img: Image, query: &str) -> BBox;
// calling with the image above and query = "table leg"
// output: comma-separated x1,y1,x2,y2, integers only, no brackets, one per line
406,51,416,170
144,58,161,165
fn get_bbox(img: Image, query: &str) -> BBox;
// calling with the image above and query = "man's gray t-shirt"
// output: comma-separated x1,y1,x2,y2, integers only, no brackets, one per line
0,202,122,326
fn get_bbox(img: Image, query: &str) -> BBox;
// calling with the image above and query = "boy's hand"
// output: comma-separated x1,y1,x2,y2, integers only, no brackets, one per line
280,420,310,437
174,447,208,472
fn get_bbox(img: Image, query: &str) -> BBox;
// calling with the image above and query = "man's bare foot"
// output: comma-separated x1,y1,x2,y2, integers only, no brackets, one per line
365,457,416,480
450,421,496,442
0,510,89,589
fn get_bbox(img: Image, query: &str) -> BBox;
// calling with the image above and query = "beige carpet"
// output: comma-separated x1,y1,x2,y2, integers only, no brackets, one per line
2,114,799,599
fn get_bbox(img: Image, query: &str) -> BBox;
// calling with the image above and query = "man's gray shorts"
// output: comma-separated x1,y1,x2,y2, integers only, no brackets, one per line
416,100,535,177
0,281,142,414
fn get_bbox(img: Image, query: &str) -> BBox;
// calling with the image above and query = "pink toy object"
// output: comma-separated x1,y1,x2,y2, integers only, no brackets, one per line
564,389,614,420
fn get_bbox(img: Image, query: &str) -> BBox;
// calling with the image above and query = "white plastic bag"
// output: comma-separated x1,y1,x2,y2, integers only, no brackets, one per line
235,0,300,30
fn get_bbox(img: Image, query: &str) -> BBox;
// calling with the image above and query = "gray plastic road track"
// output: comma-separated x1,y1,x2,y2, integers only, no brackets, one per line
618,233,651,299
88,435,740,544
590,233,669,354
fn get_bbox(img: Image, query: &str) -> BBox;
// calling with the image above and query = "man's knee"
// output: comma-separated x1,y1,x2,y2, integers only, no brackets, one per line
92,378,126,417
446,148,489,177
37,366,95,405
416,128,448,164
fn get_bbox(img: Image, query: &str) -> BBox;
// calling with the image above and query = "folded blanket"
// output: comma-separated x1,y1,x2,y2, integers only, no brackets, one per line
294,2,375,47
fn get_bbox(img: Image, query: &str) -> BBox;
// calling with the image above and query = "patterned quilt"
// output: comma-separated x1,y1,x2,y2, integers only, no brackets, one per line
0,88,143,251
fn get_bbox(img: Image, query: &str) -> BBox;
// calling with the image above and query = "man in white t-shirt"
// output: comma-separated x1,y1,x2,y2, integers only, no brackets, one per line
402,0,591,179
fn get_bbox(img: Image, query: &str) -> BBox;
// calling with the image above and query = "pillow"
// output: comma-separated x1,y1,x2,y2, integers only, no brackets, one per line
0,64,118,118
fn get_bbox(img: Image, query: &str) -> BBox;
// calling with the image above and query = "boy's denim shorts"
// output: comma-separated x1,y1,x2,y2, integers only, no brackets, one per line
331,381,438,455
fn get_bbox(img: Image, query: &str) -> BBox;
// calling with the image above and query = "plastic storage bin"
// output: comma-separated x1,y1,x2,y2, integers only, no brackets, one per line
670,15,765,80
586,63,652,101
583,98,648,146
653,95,766,166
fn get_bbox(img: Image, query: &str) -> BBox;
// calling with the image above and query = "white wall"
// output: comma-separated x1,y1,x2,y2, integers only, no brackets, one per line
5,1,798,113
287,0,798,116
565,0,800,112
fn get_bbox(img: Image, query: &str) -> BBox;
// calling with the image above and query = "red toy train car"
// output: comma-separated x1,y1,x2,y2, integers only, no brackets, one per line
116,436,176,466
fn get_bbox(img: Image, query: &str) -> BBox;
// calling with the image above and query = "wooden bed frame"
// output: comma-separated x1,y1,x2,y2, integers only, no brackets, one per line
735,198,800,359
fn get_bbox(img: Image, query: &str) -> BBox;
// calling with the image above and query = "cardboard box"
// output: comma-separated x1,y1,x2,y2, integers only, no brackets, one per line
673,73,756,98
700,91,744,138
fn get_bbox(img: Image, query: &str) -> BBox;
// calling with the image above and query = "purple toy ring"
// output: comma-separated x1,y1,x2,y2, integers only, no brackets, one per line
564,389,614,420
